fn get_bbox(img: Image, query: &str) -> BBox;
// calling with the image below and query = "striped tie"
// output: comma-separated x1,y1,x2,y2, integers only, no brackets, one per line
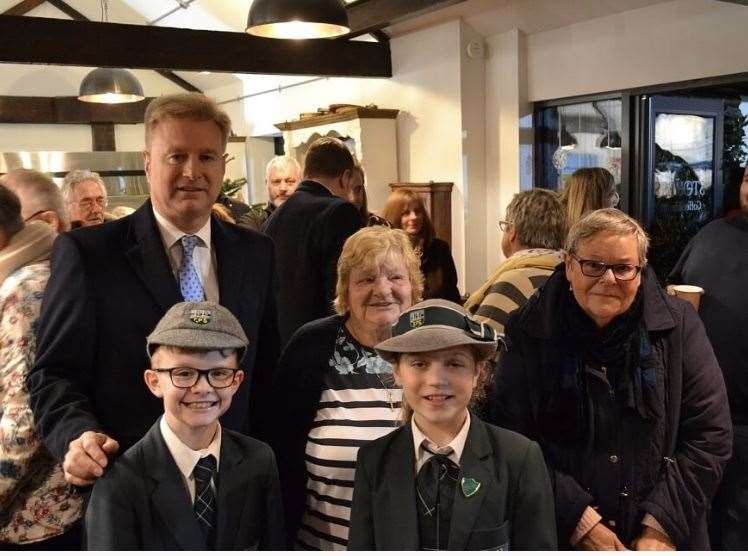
193,454,217,547
179,235,205,302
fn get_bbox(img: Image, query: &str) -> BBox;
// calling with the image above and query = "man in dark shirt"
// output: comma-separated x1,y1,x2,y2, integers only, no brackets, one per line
669,165,748,550
263,138,361,346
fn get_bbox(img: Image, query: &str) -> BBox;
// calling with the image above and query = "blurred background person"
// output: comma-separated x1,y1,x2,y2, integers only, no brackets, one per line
560,167,619,230
466,188,565,335
268,226,422,549
492,208,731,550
254,155,302,227
61,169,108,228
108,205,135,220
0,181,81,549
669,163,748,550
347,164,389,228
383,188,460,303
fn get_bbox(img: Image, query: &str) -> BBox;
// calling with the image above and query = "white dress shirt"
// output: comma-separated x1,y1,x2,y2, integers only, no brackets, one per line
152,208,219,302
411,412,471,474
159,416,222,503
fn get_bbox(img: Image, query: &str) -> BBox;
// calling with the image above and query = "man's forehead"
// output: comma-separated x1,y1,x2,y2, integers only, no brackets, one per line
74,180,106,197
149,117,225,151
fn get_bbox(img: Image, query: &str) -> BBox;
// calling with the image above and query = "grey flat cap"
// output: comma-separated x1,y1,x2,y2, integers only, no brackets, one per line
375,299,498,363
146,301,248,361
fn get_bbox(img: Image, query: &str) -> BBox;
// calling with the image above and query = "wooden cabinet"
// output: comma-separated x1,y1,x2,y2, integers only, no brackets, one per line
389,182,453,246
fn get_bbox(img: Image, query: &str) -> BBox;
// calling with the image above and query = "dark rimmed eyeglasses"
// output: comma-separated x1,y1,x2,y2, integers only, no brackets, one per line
571,254,642,281
154,367,239,389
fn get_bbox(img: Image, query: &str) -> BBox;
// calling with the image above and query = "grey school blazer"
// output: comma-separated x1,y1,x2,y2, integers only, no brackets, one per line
85,420,285,550
347,415,557,550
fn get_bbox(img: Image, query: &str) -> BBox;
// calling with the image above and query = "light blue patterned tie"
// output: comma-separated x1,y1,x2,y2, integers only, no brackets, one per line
178,235,205,302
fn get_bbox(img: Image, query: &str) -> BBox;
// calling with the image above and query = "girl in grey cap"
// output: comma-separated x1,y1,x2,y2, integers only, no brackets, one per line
347,299,557,551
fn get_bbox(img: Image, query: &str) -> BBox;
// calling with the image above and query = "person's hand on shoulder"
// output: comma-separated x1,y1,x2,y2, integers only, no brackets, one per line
63,430,119,486
632,526,675,551
576,522,629,551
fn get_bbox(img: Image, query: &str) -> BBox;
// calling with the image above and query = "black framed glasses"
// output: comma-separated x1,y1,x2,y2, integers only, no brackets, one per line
498,220,512,232
571,254,642,281
154,367,239,389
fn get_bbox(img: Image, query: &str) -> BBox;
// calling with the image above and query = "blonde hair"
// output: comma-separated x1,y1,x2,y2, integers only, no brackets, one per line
333,227,424,314
381,188,435,245
560,167,615,230
565,208,649,263
144,93,231,149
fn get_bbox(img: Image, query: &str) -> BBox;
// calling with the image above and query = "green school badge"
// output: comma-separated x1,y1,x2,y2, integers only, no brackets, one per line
189,309,211,325
461,477,481,497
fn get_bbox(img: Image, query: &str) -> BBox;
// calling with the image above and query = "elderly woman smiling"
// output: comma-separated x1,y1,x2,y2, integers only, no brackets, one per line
268,226,423,550
491,208,732,550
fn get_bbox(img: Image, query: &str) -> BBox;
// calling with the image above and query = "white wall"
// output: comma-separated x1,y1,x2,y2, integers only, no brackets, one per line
236,21,469,291
527,0,748,102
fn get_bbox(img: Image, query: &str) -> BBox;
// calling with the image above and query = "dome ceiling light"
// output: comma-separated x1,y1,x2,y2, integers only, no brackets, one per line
78,67,145,104
247,0,350,40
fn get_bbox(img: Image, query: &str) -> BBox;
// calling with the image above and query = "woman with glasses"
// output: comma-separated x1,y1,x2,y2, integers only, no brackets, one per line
490,208,731,550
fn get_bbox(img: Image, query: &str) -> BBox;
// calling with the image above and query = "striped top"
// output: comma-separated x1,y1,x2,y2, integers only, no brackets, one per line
296,324,402,550
470,249,563,335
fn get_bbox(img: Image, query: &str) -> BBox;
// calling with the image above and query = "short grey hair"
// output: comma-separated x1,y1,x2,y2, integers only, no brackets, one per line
61,169,107,205
0,168,69,229
565,208,649,263
265,155,301,180
505,189,565,250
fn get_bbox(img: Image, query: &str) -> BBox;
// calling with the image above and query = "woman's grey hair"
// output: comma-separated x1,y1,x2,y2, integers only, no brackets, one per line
0,168,69,229
505,188,566,249
565,208,649,263
61,169,107,205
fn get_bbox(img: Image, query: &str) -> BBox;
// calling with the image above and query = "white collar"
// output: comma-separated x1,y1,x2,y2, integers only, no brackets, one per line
412,411,471,468
152,206,212,250
159,415,221,480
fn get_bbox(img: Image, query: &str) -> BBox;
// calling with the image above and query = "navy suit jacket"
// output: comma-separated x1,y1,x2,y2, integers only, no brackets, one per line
27,200,280,460
262,180,361,346
85,420,285,550
348,416,558,550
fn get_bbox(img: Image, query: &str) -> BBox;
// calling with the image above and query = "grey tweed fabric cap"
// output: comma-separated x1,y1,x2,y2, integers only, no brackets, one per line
146,301,248,361
375,298,498,363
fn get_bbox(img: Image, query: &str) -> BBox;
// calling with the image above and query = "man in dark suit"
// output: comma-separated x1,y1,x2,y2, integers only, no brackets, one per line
263,137,361,345
27,93,279,488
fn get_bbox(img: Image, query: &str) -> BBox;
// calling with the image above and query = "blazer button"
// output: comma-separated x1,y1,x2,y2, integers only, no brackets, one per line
609,454,619,463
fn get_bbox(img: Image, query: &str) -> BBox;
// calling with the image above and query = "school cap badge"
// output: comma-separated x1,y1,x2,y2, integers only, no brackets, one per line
189,309,211,325
461,477,481,497
409,309,425,329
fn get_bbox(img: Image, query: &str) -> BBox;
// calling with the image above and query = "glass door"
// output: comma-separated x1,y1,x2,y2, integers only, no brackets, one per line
644,96,724,281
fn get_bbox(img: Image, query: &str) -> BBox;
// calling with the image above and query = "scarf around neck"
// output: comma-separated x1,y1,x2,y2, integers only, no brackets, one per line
0,220,56,286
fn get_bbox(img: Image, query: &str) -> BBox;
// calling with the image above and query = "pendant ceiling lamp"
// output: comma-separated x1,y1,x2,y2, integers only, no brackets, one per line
78,1,144,104
247,0,350,40
78,68,145,104
601,129,622,150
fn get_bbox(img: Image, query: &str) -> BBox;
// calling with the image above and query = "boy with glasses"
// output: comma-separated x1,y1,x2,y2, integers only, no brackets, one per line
85,301,285,550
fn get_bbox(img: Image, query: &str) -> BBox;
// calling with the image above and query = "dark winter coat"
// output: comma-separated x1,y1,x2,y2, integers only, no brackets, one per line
490,266,732,549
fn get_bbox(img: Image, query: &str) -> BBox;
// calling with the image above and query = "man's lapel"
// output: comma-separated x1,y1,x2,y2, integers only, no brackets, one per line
144,422,207,550
212,217,247,313
123,200,181,312
214,431,246,550
448,417,494,550
383,425,420,550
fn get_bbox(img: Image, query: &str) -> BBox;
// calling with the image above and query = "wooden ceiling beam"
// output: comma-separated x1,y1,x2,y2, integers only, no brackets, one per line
1,0,45,16
344,0,467,38
45,0,202,93
0,16,392,77
0,95,153,124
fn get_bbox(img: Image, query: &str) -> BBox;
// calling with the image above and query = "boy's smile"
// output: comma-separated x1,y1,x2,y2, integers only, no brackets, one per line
144,347,244,450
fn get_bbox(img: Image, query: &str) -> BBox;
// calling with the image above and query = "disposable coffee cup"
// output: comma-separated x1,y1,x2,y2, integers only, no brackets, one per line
672,285,705,311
